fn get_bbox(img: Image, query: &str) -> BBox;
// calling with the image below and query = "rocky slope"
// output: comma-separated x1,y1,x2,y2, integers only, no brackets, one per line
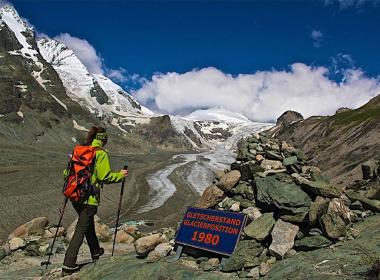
1,132,379,279
268,94,380,188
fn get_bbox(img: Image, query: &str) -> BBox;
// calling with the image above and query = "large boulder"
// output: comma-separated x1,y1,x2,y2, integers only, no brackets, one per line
269,220,299,259
320,212,346,239
244,213,275,241
220,240,264,272
8,217,49,240
217,170,241,192
196,185,225,208
294,235,332,251
134,233,168,257
292,174,342,198
255,177,311,215
276,111,304,126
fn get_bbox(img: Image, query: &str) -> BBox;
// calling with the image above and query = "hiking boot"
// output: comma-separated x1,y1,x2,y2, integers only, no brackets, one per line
92,247,104,261
62,264,80,276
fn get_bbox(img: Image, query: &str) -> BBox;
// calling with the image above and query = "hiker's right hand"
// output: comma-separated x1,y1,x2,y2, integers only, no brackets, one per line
120,169,128,177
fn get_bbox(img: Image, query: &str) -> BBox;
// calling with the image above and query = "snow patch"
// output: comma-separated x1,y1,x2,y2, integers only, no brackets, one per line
15,84,27,92
0,5,39,63
49,93,67,110
73,120,88,131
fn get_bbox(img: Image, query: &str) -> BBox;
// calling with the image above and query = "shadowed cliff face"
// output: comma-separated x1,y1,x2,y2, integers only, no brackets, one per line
268,94,380,187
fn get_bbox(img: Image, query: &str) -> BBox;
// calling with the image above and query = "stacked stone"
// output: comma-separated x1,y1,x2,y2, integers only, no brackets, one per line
197,132,380,278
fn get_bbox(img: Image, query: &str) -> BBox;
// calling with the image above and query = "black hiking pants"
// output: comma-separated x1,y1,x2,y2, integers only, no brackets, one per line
63,203,100,267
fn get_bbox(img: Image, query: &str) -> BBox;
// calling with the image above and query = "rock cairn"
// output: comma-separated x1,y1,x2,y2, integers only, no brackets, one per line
194,132,380,278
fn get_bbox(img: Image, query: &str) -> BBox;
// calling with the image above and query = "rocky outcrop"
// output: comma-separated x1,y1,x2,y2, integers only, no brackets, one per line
276,111,304,126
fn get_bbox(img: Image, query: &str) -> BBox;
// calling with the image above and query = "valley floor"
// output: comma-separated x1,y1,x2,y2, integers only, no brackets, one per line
0,144,233,240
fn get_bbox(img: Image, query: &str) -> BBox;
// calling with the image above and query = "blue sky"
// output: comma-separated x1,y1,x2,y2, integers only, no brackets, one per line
7,0,380,121
12,0,380,81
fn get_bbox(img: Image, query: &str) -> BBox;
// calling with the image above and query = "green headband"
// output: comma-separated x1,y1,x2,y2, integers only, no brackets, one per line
95,132,108,141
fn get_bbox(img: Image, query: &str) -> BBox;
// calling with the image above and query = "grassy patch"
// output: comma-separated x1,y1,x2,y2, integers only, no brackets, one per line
333,106,380,126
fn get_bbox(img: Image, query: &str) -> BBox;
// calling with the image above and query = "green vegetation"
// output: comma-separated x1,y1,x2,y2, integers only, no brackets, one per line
332,103,380,126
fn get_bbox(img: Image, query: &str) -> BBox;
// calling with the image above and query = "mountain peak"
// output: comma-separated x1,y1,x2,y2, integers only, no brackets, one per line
0,4,32,33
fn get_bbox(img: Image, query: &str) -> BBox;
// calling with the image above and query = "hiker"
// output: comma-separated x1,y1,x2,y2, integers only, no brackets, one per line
62,126,128,275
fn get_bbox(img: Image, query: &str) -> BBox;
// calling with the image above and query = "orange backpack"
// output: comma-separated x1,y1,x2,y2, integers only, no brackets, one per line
63,145,100,202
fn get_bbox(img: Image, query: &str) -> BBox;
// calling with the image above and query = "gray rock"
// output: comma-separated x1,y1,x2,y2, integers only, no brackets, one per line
295,150,308,161
292,173,342,198
320,212,346,239
244,213,275,241
269,220,299,259
231,182,254,200
247,267,260,279
347,193,380,212
265,151,283,161
283,156,298,166
242,207,262,221
232,195,256,209
256,177,311,215
220,240,264,272
294,235,333,251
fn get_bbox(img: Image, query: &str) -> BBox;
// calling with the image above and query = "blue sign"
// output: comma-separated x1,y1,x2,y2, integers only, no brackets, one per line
175,207,247,256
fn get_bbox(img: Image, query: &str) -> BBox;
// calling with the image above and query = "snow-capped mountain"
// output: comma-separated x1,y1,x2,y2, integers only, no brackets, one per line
0,3,273,151
37,37,152,119
170,108,273,149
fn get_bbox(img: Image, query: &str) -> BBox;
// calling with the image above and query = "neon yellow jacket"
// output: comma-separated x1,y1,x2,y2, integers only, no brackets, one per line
65,139,124,206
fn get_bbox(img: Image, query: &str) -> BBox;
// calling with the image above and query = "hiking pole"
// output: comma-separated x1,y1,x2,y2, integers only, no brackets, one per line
112,164,128,256
41,196,68,269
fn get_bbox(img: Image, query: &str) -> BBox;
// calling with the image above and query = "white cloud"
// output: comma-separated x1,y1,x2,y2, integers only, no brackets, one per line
106,67,145,85
134,64,380,122
54,33,104,74
311,30,323,48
